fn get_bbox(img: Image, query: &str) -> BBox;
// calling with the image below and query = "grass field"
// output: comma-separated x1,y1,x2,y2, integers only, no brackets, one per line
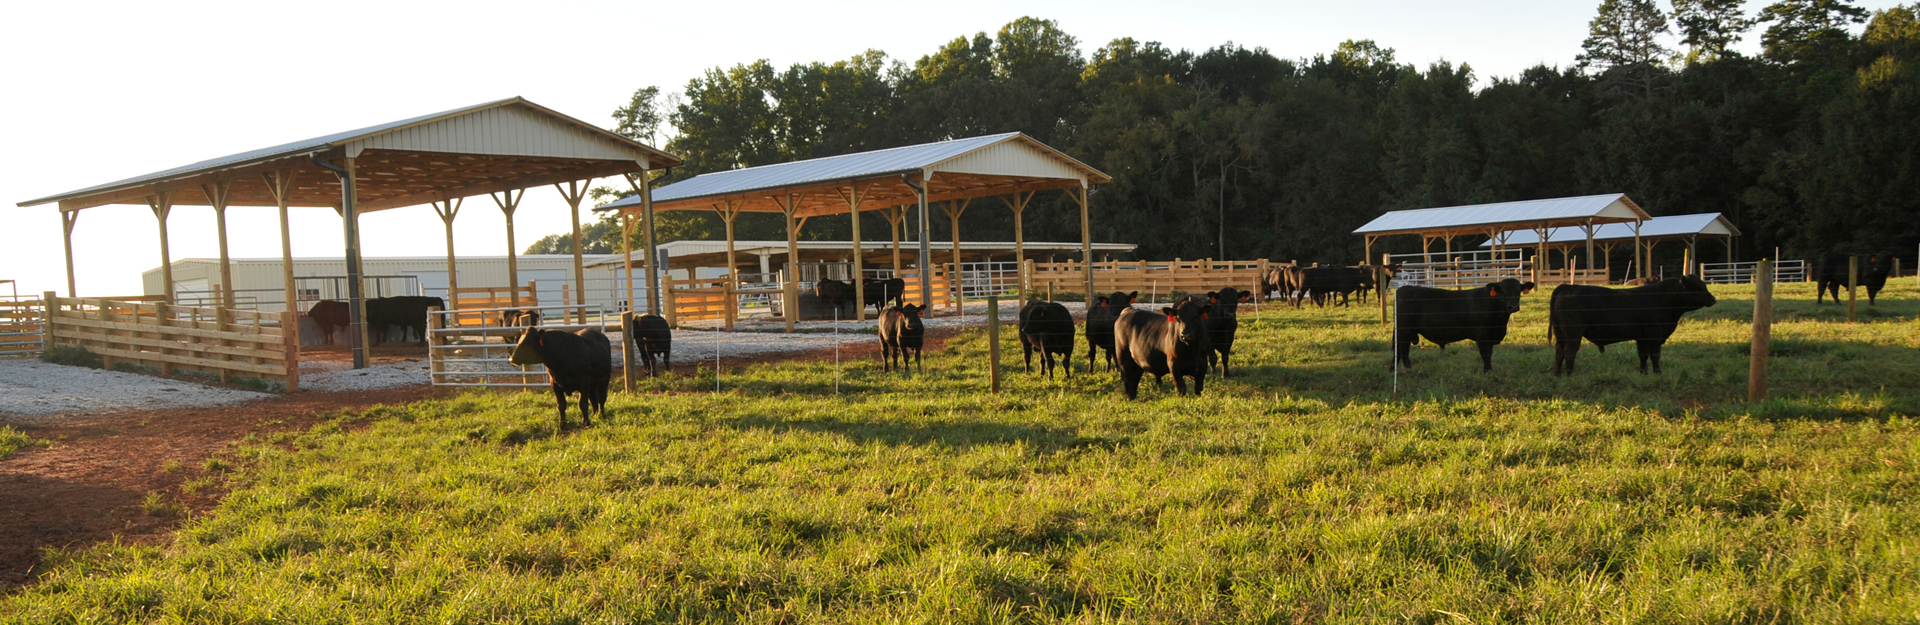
4,281,1917,623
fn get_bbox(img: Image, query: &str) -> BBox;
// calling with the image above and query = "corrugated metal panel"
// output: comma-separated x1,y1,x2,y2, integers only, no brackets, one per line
930,141,1084,181
347,106,638,162
1352,194,1653,235
1481,213,1738,246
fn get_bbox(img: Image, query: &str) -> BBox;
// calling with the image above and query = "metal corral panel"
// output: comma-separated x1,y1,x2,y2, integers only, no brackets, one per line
1353,193,1653,235
1482,213,1740,246
930,140,1087,182
346,105,644,164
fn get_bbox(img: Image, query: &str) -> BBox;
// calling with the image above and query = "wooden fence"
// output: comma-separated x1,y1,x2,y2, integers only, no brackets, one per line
1,298,44,357
42,293,299,390
667,278,735,324
1028,259,1273,300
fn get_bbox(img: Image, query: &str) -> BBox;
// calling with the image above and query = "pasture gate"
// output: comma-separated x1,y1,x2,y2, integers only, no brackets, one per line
0,297,44,357
41,293,299,390
1700,260,1807,284
426,305,624,388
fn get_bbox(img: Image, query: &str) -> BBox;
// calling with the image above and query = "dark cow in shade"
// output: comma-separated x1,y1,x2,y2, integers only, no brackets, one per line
1815,252,1895,306
878,304,925,374
814,279,855,310
306,300,349,344
1300,266,1367,308
1018,300,1075,379
1392,278,1535,372
1265,265,1306,307
364,296,444,344
1084,291,1137,372
1206,287,1250,377
1549,275,1718,376
1113,296,1212,399
630,313,672,377
499,309,543,328
510,327,611,430
862,278,907,314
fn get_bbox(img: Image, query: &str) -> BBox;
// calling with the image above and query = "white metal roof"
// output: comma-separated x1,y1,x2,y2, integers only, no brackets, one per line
1481,212,1740,247
1352,193,1653,236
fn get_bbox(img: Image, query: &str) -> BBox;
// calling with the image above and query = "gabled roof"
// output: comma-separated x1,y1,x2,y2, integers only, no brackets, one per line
599,132,1110,216
1352,193,1653,237
1481,212,1740,247
19,97,680,210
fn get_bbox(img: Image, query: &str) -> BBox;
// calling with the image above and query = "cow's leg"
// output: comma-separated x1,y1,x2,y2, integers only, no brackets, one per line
1023,339,1034,373
1647,340,1665,374
1635,341,1652,374
1193,371,1205,396
551,385,569,431
1222,347,1232,378
1476,341,1496,372
1120,358,1142,400
881,342,893,372
577,389,593,427
913,346,923,373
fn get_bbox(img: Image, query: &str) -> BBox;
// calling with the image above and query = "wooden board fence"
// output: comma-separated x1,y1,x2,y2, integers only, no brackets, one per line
1029,259,1271,300
449,283,538,326
43,293,299,390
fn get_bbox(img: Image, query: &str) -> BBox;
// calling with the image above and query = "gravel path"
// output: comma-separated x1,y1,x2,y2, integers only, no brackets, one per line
301,359,434,392
0,359,270,421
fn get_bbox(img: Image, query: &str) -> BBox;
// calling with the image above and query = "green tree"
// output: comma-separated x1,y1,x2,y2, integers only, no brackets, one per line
1758,0,1870,62
1674,0,1755,62
612,86,666,145
1579,0,1674,98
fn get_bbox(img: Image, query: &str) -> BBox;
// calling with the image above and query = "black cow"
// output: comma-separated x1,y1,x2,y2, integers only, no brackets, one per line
307,300,349,344
363,296,444,344
1549,276,1718,375
1206,287,1250,378
1300,266,1367,308
1265,266,1306,307
1392,278,1535,372
879,304,925,373
510,327,611,430
815,279,855,310
1084,291,1138,372
1816,252,1895,306
863,278,907,314
1018,300,1075,379
630,314,671,377
1113,296,1212,399
499,309,543,328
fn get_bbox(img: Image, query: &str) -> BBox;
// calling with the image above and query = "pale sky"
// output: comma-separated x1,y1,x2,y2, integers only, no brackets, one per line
1,0,1898,296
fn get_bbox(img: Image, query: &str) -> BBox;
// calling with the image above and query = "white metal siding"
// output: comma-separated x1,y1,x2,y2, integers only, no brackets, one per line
930,142,1085,181
346,105,643,163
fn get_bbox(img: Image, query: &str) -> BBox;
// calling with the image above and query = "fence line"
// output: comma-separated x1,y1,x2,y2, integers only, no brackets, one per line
426,304,622,388
0,298,44,357
42,293,298,390
1028,259,1271,299
1700,259,1807,284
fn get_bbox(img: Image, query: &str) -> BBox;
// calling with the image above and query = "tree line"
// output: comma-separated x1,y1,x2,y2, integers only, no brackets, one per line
527,3,1920,270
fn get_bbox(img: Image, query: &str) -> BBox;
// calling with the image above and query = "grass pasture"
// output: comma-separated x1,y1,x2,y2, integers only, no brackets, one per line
4,281,1918,623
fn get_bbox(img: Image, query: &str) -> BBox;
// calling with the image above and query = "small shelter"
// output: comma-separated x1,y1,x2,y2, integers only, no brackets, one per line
1352,193,1655,280
18,97,679,368
1479,212,1740,275
597,132,1112,330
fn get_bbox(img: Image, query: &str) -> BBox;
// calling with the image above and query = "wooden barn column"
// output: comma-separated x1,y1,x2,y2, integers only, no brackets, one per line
201,180,235,308
619,211,635,309
1633,220,1644,280
1583,220,1596,282
772,192,804,333
60,210,78,297
834,186,869,321
1001,191,1034,298
623,172,662,317
491,189,525,307
884,207,906,274
942,198,970,311
431,198,462,313
713,200,741,329
264,170,299,314
1070,182,1093,303
148,192,175,303
556,179,593,323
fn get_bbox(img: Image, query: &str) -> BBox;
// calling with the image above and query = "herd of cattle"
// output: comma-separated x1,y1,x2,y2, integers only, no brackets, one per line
293,250,1897,427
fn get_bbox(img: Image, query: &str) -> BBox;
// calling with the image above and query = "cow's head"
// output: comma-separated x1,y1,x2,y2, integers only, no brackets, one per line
510,328,547,366
1484,279,1533,314
1106,291,1138,309
896,304,925,329
1094,295,1109,309
1665,275,1719,310
1207,287,1250,317
1168,296,1212,343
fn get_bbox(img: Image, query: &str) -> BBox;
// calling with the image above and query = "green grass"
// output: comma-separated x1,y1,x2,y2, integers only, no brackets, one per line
0,426,48,461
4,282,1918,622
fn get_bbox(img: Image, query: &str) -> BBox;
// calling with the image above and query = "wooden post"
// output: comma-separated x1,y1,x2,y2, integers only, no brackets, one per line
1379,254,1390,325
492,189,525,308
987,295,1001,393
621,311,637,391
280,310,300,392
1848,255,1858,323
202,181,235,309
60,211,79,298
773,192,803,333
40,291,55,355
1072,184,1093,305
1749,259,1773,401
719,202,739,330
834,187,868,322
662,276,677,326
151,300,171,375
556,180,593,325
265,171,299,317
623,173,663,316
620,211,636,311
432,198,462,319
1003,191,1033,299
885,207,905,276
148,192,174,303
943,199,969,312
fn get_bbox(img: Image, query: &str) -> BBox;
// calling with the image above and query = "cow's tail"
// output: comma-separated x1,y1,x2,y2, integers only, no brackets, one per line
1546,285,1563,345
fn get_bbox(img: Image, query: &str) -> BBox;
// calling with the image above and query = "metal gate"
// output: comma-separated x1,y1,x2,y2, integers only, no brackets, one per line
0,296,43,357
1700,260,1807,284
426,305,624,388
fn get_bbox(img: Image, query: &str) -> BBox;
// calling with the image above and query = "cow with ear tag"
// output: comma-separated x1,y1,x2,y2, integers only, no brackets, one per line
1206,287,1251,378
1112,295,1213,399
1391,278,1535,372
510,326,612,431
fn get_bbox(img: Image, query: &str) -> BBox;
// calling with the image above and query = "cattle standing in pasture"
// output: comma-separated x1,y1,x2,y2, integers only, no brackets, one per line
1265,266,1306,307
630,314,672,377
1816,252,1895,305
307,300,349,344
863,278,907,314
1018,300,1075,379
1206,287,1250,378
1299,266,1368,308
879,304,925,374
1549,276,1718,376
1113,296,1212,399
364,296,445,344
1084,291,1137,372
1622,277,1661,286
1392,278,1535,372
814,279,855,311
510,327,611,431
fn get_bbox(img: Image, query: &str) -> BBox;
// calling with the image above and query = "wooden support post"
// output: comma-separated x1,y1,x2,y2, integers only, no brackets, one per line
1750,258,1773,401
943,198,970,312
834,187,869,321
1633,220,1644,281
60,210,79,298
987,294,1001,393
202,180,235,309
773,192,804,333
1002,191,1033,298
148,192,174,303
492,189,525,308
621,212,636,311
432,198,462,318
264,171,298,317
714,201,741,330
280,310,300,392
1848,255,1858,323
556,179,594,324
884,207,905,275
1379,253,1390,325
621,311,637,391
1072,183,1093,305
624,174,663,316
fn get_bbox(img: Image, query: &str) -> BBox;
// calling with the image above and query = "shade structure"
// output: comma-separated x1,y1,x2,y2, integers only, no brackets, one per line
1479,212,1740,246
597,132,1111,331
1352,193,1657,280
18,97,679,368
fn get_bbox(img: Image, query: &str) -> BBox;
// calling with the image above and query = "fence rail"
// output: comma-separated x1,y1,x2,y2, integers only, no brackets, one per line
427,305,622,388
43,294,298,389
1028,259,1271,299
0,299,44,357
1700,260,1807,284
